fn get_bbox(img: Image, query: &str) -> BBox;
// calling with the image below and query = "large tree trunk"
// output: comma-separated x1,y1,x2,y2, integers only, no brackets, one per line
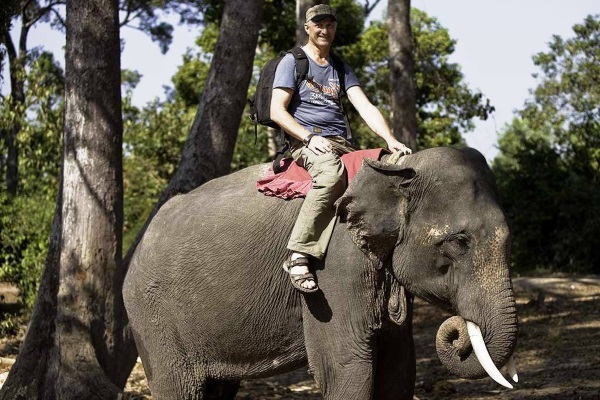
296,0,320,45
115,0,266,382
164,0,266,194
0,0,126,398
388,0,417,150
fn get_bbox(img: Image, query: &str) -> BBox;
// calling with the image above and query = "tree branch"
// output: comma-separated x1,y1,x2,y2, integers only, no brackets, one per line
119,0,134,27
3,31,16,62
120,9,145,29
49,7,66,28
364,0,383,17
26,1,65,25
21,0,35,17
18,24,29,56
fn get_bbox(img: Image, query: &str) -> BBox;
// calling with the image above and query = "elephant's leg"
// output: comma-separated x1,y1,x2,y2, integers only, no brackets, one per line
147,363,205,400
373,323,416,400
136,320,206,399
205,379,240,400
303,299,374,399
309,352,374,399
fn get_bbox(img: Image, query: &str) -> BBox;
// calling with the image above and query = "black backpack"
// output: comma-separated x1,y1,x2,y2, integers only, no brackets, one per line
248,46,352,172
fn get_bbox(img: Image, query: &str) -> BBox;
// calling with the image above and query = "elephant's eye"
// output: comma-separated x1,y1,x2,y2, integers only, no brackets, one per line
437,260,451,275
443,232,471,256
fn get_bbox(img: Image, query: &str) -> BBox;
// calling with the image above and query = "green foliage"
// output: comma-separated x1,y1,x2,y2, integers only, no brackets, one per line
171,23,216,108
232,120,273,171
259,0,296,51
122,95,194,248
411,9,494,148
16,52,63,194
0,51,62,310
339,9,494,150
522,14,600,178
0,191,54,310
330,0,365,48
121,22,218,247
119,0,205,53
493,15,600,274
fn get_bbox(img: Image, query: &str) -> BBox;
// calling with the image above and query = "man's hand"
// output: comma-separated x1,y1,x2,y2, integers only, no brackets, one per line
306,135,332,154
386,138,412,155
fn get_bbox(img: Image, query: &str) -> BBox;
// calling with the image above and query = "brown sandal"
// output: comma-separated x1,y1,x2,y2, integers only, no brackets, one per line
283,256,319,293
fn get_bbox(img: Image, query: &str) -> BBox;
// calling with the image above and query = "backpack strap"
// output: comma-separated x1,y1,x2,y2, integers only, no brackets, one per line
330,52,346,96
288,46,310,86
330,52,353,142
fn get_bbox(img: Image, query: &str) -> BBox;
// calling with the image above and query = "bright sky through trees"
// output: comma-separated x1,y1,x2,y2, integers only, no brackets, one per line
2,0,597,160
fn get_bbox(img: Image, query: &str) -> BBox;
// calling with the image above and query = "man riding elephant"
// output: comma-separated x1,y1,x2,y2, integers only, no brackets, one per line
271,4,412,293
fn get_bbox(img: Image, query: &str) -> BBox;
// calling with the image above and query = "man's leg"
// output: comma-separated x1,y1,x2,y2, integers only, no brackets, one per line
286,146,346,290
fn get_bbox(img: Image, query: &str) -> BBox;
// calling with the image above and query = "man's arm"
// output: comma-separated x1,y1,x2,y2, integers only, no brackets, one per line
346,85,412,154
270,87,333,154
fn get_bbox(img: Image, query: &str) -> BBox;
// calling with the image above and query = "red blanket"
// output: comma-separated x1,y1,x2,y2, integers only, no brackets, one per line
256,148,384,199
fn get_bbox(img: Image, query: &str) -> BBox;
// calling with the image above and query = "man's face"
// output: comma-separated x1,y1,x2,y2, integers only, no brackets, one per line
305,18,337,47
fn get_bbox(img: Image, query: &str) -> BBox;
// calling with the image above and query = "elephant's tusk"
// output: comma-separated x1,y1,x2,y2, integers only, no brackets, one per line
466,321,514,389
506,355,518,383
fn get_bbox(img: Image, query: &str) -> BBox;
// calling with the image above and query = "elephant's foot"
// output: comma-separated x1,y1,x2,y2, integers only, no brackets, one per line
283,253,319,292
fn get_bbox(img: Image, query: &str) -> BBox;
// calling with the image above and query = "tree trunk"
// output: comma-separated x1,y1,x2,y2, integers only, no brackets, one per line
115,0,266,382
4,115,19,195
296,0,320,45
388,0,417,150
0,0,126,398
3,27,27,195
165,0,266,194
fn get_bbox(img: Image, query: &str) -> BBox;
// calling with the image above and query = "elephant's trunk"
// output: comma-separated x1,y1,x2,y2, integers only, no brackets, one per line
435,286,518,387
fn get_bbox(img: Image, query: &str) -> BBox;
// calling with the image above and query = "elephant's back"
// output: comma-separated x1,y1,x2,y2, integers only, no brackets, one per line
152,163,302,251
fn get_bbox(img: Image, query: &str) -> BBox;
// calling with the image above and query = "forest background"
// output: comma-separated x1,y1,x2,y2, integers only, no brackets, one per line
0,0,598,337
0,0,598,397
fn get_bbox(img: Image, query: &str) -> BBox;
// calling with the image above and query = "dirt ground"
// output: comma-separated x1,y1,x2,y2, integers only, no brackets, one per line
2,275,600,399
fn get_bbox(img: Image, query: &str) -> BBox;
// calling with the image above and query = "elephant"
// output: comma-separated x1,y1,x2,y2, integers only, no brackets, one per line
123,146,519,399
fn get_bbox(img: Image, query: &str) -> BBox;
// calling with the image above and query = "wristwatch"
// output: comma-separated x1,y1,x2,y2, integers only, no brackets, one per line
303,133,316,146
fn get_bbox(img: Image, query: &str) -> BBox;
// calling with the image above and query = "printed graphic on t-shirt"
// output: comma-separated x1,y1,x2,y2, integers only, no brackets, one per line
306,78,340,106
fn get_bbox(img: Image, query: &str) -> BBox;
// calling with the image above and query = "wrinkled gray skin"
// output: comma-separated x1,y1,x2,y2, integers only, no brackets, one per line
123,147,517,400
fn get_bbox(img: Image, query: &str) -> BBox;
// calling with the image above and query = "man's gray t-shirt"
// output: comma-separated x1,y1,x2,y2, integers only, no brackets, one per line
273,52,360,137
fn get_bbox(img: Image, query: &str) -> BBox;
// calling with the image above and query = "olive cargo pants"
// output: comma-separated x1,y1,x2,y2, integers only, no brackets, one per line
287,136,354,259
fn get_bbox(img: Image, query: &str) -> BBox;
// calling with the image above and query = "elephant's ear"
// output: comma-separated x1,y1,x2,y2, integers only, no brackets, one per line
336,158,415,268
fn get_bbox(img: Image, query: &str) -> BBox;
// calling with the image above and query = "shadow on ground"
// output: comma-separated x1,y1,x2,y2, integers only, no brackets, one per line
57,276,600,399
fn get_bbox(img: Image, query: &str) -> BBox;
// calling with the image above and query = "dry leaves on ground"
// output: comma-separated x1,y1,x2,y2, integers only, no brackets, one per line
2,276,600,399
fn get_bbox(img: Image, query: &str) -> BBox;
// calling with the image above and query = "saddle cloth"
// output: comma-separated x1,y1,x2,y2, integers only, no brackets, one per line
256,148,384,200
